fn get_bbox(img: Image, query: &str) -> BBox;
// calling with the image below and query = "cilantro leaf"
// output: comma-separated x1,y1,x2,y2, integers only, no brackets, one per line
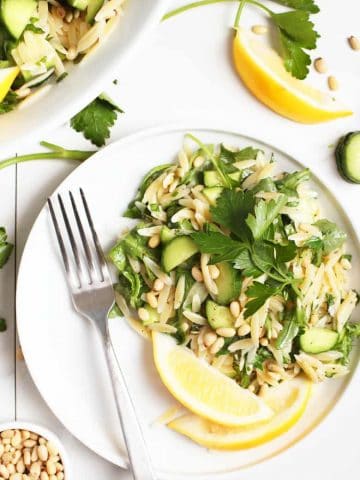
191,231,245,263
273,11,319,49
71,94,123,147
210,189,255,241
0,227,13,268
244,282,279,318
246,195,287,240
271,0,320,13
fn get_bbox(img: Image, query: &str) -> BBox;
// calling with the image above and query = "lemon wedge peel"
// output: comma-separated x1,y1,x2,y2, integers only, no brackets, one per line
233,29,352,124
152,332,273,427
168,376,312,450
0,67,19,103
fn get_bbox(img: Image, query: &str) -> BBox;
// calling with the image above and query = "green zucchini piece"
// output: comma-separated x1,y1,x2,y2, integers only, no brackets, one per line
162,236,198,272
300,327,339,354
67,0,89,10
160,226,176,244
203,187,223,205
1,0,37,39
206,300,234,329
142,305,160,325
203,170,241,187
214,262,242,305
86,0,104,23
335,131,360,184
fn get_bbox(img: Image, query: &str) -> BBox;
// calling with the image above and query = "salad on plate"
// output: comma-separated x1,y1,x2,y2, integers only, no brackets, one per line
108,135,359,448
0,0,125,112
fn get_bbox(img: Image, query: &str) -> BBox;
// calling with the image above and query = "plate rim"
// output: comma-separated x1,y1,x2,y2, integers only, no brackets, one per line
16,123,360,479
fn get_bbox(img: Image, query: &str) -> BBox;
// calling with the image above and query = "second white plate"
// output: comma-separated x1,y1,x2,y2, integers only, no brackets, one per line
16,126,360,479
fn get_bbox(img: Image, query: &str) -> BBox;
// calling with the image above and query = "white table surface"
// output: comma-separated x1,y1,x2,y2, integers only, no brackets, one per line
1,1,360,478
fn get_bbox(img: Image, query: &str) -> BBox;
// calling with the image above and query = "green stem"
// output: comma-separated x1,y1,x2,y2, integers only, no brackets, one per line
0,142,95,171
162,0,273,21
234,0,246,29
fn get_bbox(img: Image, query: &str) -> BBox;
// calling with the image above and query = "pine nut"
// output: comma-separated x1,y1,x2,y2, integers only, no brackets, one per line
55,463,63,472
23,440,36,449
137,307,149,322
15,459,25,474
46,443,58,457
7,463,15,474
238,323,251,336
314,57,327,73
23,449,31,466
209,337,225,354
328,75,339,91
251,24,268,35
46,461,56,475
1,432,14,440
216,327,236,338
30,462,41,477
146,292,158,309
2,439,10,445
208,265,220,280
230,301,240,318
148,234,160,249
38,438,46,446
21,432,30,441
260,337,269,346
193,156,204,168
37,445,48,462
153,278,164,292
259,384,269,397
29,434,38,442
348,35,360,51
31,446,38,462
10,473,22,480
181,322,189,332
0,443,4,457
10,432,21,449
40,473,49,480
4,444,11,452
49,476,57,480
11,450,21,465
56,473,64,480
203,331,217,347
248,384,256,392
2,453,12,465
191,266,203,282
0,464,9,479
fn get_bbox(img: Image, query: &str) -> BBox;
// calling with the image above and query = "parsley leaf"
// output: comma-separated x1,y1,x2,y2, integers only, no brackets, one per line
245,282,280,318
335,323,360,365
315,219,347,255
277,168,310,196
246,195,287,240
191,231,245,263
271,0,320,13
253,347,273,370
210,189,255,241
71,94,123,147
273,11,319,49
0,92,19,115
0,227,13,268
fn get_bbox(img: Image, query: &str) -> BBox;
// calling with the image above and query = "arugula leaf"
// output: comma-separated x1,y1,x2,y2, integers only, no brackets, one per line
273,11,319,49
277,169,310,195
271,0,320,13
0,227,13,268
253,347,273,370
0,92,19,115
246,195,287,240
191,231,245,263
211,189,255,241
219,145,259,164
276,318,299,349
244,282,279,318
315,219,347,255
71,94,123,147
335,323,360,365
0,318,6,332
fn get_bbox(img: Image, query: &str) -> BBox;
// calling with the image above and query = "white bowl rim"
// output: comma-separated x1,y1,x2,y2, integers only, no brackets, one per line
0,420,70,479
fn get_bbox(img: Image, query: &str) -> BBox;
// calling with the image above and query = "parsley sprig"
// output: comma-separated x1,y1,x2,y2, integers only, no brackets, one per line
163,0,320,80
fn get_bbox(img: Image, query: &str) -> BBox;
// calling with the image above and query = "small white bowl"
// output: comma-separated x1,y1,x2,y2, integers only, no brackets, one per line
0,421,70,479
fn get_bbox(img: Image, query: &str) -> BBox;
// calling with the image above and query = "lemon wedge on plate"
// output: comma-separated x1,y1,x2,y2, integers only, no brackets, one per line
0,67,19,102
233,28,352,123
152,332,273,427
168,376,312,450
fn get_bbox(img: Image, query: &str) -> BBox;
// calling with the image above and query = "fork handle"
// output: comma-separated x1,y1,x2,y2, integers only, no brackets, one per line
104,337,156,480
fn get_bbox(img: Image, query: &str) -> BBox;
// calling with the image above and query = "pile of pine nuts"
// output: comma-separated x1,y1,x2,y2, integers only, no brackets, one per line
0,429,64,480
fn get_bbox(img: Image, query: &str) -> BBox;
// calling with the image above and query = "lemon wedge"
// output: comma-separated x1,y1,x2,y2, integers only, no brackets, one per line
0,67,19,103
233,28,352,123
168,376,312,450
152,332,273,427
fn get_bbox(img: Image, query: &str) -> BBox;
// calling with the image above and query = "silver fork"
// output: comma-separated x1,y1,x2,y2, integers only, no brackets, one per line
48,189,155,480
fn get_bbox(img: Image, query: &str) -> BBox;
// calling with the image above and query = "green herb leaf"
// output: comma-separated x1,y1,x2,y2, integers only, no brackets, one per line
273,11,319,49
234,248,262,277
191,231,245,263
335,322,360,365
271,0,320,13
253,347,273,370
0,92,19,115
276,318,299,349
245,282,279,318
0,227,13,268
279,33,311,80
315,219,347,255
71,94,123,147
211,189,255,241
277,169,310,195
0,318,7,332
246,194,287,240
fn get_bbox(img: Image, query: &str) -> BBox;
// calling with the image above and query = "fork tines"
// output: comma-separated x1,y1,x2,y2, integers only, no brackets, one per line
48,189,110,289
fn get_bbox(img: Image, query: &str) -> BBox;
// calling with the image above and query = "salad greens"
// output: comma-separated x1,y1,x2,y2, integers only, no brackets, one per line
163,0,320,79
0,226,13,268
108,135,359,391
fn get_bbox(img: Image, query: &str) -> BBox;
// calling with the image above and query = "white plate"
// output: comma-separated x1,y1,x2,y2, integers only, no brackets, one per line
0,0,167,155
17,126,360,479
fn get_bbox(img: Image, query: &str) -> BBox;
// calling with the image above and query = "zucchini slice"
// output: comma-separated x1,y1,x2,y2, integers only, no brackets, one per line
161,236,198,272
335,131,360,183
300,327,338,354
206,300,234,329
